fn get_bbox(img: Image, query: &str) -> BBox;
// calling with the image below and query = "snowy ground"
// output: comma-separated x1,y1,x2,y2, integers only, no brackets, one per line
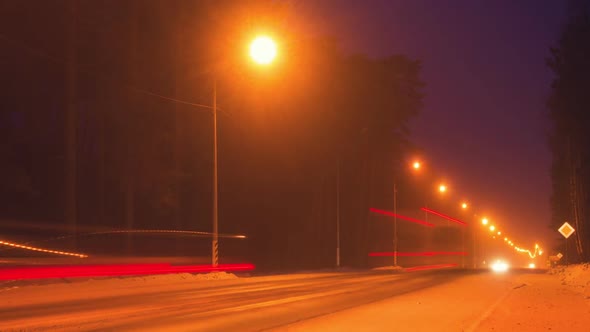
281,265,590,332
550,263,590,297
0,266,589,331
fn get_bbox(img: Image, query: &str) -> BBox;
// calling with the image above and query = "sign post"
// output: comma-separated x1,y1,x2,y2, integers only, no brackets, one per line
558,222,575,265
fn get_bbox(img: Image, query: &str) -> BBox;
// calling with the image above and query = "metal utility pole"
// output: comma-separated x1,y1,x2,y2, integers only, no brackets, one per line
336,161,341,268
462,227,465,268
212,81,219,267
472,220,477,268
393,182,398,267
65,0,78,250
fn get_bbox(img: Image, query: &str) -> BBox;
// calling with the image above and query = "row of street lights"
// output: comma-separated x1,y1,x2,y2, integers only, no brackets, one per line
479,215,543,260
212,34,542,268
391,160,542,268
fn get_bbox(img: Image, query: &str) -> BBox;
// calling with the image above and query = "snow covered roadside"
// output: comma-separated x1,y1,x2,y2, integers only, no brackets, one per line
371,265,404,272
0,272,238,308
549,263,590,297
0,270,238,290
475,265,590,331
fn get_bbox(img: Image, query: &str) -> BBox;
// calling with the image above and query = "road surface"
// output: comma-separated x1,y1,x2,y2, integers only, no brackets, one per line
1,268,588,331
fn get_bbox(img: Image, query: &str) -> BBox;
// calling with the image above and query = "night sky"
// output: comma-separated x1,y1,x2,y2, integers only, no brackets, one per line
300,0,566,246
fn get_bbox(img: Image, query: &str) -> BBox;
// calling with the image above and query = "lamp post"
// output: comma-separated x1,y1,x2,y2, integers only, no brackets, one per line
211,35,277,267
459,202,468,269
392,160,421,267
212,80,219,266
393,182,398,267
336,160,341,268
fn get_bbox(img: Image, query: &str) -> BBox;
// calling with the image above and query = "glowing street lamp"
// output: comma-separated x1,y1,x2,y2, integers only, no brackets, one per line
482,218,489,225
489,225,496,232
392,160,424,267
461,202,468,210
249,36,277,65
439,184,447,193
497,231,501,235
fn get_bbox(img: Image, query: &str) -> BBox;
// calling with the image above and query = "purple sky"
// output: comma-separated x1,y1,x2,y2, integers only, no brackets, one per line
299,1,566,246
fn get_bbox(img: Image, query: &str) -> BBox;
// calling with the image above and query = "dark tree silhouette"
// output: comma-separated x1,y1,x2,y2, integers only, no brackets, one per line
548,0,590,262
0,0,424,269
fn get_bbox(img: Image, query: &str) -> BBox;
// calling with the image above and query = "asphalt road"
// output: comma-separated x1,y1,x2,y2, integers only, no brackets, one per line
0,268,476,331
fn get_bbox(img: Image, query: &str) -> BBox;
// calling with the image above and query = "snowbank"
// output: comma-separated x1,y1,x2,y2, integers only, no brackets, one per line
549,263,590,296
0,271,238,292
103,271,238,283
372,265,404,272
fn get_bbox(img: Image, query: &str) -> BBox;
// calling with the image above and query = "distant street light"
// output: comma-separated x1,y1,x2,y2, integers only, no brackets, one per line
392,161,423,267
439,184,447,193
482,218,489,225
461,202,468,210
489,225,496,232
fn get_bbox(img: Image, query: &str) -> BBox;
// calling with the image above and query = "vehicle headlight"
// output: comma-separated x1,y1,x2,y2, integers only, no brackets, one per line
491,260,509,273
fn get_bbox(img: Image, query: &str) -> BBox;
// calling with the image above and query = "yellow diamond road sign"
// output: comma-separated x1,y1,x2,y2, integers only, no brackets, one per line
558,222,575,239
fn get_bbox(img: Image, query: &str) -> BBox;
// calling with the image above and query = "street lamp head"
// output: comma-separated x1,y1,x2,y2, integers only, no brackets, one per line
497,231,501,235
412,161,421,170
438,184,447,193
489,225,496,232
482,218,489,225
461,202,468,210
250,36,277,65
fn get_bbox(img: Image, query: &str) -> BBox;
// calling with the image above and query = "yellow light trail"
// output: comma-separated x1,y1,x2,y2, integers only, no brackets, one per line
514,243,543,259
0,240,88,258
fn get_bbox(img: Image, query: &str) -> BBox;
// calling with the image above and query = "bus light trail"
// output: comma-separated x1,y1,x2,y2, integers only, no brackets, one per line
369,208,435,227
0,230,246,253
420,207,467,226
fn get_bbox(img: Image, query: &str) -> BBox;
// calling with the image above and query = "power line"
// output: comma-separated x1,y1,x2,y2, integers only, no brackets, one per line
0,32,215,112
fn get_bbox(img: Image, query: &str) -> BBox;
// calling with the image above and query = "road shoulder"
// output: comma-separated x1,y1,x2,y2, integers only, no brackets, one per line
475,271,590,331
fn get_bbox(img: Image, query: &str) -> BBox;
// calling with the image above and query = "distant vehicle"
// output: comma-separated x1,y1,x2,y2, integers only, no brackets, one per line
490,259,509,273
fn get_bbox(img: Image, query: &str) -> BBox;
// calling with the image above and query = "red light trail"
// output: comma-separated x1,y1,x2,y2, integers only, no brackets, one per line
369,208,435,227
369,251,468,257
0,263,255,281
420,207,467,226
